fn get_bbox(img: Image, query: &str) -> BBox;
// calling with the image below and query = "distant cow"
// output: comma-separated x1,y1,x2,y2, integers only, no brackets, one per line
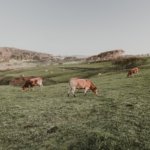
68,78,98,97
10,75,36,86
127,67,139,77
22,77,43,91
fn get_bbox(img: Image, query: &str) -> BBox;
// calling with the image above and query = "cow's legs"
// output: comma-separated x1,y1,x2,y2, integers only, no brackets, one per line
84,88,89,95
40,82,44,91
39,84,43,91
68,87,71,97
68,86,76,97
71,87,76,97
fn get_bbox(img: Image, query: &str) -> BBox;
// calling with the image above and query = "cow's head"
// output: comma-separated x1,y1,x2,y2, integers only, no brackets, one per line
127,71,132,77
22,80,32,91
22,86,28,91
91,86,98,96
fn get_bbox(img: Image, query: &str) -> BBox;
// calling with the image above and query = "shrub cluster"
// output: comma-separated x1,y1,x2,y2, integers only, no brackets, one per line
0,76,12,85
112,57,148,69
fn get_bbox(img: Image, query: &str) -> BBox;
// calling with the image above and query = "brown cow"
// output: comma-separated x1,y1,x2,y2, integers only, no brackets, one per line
10,75,36,86
22,77,43,91
68,78,98,97
127,67,139,77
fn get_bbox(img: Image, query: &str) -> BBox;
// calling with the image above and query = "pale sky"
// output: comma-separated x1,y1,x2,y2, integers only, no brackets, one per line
0,0,150,56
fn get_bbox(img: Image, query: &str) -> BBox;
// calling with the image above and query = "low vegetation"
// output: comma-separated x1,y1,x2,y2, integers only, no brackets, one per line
112,56,148,69
0,57,150,149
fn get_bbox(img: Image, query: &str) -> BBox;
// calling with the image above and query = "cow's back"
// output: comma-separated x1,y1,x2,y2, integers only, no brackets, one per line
69,78,80,88
69,78,90,89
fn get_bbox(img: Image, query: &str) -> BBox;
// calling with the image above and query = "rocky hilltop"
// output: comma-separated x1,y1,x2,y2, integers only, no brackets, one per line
0,47,57,62
86,49,125,62
0,47,61,70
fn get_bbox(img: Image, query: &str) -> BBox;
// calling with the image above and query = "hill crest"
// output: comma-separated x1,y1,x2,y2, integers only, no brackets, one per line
86,49,125,62
0,47,56,62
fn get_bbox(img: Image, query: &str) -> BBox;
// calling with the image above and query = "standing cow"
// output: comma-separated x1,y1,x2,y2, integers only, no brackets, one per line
127,67,139,77
68,78,98,97
22,77,43,91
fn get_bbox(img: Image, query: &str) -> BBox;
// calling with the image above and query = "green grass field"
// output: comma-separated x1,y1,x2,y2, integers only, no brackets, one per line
0,61,150,150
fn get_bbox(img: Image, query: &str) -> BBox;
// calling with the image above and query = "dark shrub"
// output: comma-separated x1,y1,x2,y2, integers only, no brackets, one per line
0,76,12,85
112,57,148,69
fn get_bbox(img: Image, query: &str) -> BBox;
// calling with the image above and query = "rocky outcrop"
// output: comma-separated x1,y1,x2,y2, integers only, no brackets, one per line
86,49,125,62
0,47,57,62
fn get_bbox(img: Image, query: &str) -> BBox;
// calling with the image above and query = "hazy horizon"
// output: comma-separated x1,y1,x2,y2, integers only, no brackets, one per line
0,0,150,56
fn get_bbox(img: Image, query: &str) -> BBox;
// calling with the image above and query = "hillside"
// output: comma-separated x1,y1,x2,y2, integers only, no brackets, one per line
0,47,87,70
0,47,57,62
0,47,61,70
0,48,148,70
86,49,125,62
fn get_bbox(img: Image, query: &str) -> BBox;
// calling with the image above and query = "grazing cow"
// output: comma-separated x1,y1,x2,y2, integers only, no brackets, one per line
22,77,43,91
127,67,139,77
68,78,98,97
10,75,36,86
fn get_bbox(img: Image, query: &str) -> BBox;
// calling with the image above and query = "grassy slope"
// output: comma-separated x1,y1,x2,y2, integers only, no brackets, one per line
0,61,150,150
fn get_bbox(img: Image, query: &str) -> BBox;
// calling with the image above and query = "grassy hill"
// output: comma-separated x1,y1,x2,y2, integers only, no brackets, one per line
0,59,150,149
